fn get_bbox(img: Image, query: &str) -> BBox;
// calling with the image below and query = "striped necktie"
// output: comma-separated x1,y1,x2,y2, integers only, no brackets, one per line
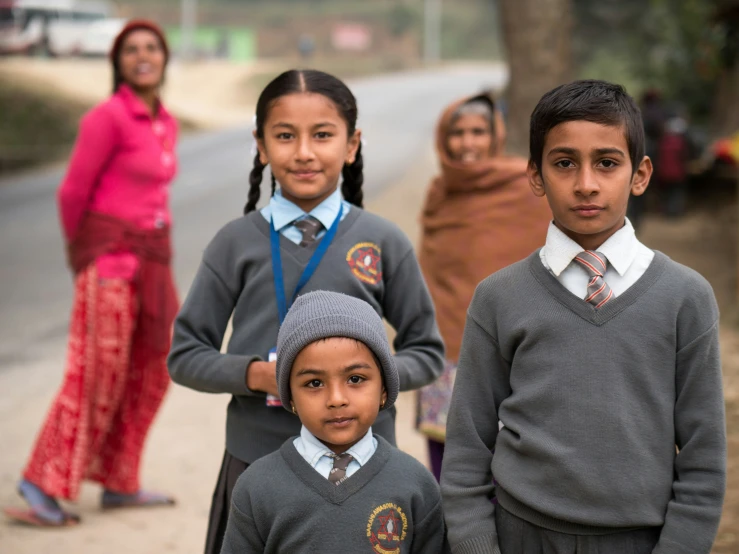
573,250,613,309
328,452,354,485
293,216,323,247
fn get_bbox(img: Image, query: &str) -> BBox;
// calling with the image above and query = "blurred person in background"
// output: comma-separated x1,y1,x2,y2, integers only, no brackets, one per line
656,109,691,218
629,89,666,231
416,93,551,482
641,89,667,162
3,20,178,527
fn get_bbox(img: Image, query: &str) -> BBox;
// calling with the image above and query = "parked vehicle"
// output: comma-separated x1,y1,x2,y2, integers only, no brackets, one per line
77,16,125,56
0,0,113,56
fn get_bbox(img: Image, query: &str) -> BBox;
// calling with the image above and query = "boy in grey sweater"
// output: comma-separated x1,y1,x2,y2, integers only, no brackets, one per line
221,291,448,554
441,80,726,554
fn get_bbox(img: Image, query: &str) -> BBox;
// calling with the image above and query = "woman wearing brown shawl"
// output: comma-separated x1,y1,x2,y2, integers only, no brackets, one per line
417,93,551,481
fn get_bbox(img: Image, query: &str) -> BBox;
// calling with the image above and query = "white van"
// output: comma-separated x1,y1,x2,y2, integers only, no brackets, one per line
77,16,125,56
0,0,114,56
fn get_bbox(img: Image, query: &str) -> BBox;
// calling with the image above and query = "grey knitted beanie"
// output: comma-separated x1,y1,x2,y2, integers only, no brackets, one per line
276,290,399,412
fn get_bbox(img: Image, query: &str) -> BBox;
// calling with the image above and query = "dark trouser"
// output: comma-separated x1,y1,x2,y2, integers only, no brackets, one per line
428,438,445,482
204,451,249,554
626,194,647,233
495,506,661,554
663,181,687,218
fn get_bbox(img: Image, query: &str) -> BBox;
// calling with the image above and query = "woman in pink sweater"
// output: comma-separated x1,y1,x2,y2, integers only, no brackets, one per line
4,20,179,527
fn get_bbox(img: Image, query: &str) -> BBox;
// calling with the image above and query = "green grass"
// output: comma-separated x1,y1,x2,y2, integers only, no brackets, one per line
0,79,86,174
0,79,198,176
577,48,645,97
121,0,502,61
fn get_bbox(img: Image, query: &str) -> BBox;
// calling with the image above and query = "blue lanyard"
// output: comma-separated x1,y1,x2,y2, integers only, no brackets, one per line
271,206,343,324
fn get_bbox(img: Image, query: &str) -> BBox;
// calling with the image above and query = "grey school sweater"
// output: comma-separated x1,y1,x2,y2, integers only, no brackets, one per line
168,208,444,463
221,436,449,554
441,251,726,554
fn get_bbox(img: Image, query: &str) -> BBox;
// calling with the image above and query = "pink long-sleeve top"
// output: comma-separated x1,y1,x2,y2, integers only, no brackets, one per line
57,84,178,280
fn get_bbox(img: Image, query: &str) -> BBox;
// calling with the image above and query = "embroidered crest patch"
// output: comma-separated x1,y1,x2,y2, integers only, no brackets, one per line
366,503,408,554
346,242,383,285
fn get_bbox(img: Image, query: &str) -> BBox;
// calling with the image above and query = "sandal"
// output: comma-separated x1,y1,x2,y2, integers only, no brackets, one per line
3,506,80,527
4,480,80,527
101,489,176,511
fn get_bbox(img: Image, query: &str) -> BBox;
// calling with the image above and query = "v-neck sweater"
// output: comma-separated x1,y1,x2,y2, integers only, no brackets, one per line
168,208,444,464
441,250,726,554
221,436,448,553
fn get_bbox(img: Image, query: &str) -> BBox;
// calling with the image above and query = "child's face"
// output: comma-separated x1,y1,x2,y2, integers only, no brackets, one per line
446,114,493,163
255,92,361,212
289,338,387,455
527,121,652,251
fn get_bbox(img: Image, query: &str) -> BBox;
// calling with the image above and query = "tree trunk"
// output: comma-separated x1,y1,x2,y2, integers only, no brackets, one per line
710,1,739,136
712,64,739,137
500,0,574,156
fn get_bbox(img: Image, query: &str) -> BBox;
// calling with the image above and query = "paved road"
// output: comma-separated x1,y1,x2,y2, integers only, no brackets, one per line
0,65,506,370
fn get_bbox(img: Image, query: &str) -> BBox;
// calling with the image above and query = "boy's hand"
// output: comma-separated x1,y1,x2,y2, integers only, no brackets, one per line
246,360,279,397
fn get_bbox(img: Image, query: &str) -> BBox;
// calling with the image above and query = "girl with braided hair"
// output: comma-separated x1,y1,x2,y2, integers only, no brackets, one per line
167,69,444,554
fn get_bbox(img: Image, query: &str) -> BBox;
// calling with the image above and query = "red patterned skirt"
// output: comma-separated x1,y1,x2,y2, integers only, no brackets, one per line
23,265,171,500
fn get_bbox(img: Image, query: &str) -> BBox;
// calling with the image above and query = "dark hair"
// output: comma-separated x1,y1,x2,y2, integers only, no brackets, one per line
529,80,645,174
450,94,496,133
244,69,364,214
110,20,169,94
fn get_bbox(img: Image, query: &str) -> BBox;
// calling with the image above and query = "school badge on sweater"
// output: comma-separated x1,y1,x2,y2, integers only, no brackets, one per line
347,242,383,285
367,503,407,553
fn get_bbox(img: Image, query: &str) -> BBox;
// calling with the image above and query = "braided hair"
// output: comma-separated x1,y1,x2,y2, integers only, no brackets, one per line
244,69,364,214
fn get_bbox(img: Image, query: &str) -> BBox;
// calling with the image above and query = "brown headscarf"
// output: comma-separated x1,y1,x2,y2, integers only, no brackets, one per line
419,94,552,361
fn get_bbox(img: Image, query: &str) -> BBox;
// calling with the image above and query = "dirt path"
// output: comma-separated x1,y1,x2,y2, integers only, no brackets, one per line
0,58,279,130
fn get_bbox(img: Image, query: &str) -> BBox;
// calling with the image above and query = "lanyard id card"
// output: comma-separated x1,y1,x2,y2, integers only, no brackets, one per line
265,347,282,407
266,206,342,407
271,206,343,324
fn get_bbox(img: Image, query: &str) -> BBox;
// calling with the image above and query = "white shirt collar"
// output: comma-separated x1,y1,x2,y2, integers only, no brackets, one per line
298,425,375,468
542,218,639,277
268,188,343,232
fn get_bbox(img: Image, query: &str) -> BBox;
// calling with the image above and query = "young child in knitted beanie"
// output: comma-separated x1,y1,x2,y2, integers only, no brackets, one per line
220,290,448,554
